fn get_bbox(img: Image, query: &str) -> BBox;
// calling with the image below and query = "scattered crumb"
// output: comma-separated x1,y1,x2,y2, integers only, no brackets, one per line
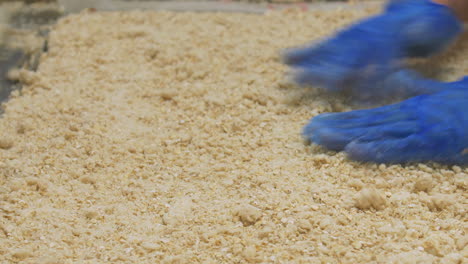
355,187,387,210
84,209,99,219
425,194,455,211
79,175,96,184
11,249,32,260
6,68,21,82
141,242,160,253
0,138,13,149
162,196,194,226
413,174,433,193
235,204,262,226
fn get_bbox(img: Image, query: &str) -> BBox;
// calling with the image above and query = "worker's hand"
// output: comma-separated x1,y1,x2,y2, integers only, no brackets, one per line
303,77,468,164
283,0,463,97
335,68,467,102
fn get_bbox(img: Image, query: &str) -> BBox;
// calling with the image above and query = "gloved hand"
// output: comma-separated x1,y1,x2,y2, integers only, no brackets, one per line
303,77,468,164
283,0,463,98
337,68,467,102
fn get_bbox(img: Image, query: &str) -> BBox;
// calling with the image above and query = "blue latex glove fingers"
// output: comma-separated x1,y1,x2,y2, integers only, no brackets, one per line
284,0,462,96
387,0,463,57
344,70,468,101
304,83,468,164
283,19,399,91
345,130,466,164
289,65,354,92
303,103,408,151
346,119,468,164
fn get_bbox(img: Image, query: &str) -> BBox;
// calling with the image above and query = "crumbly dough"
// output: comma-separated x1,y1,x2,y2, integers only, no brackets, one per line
0,7,467,264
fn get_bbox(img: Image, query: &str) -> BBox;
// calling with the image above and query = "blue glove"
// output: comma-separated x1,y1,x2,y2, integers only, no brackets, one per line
283,0,462,98
336,68,467,102
303,77,468,164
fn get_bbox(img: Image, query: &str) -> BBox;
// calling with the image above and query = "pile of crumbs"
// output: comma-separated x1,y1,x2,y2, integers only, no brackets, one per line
0,6,467,264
